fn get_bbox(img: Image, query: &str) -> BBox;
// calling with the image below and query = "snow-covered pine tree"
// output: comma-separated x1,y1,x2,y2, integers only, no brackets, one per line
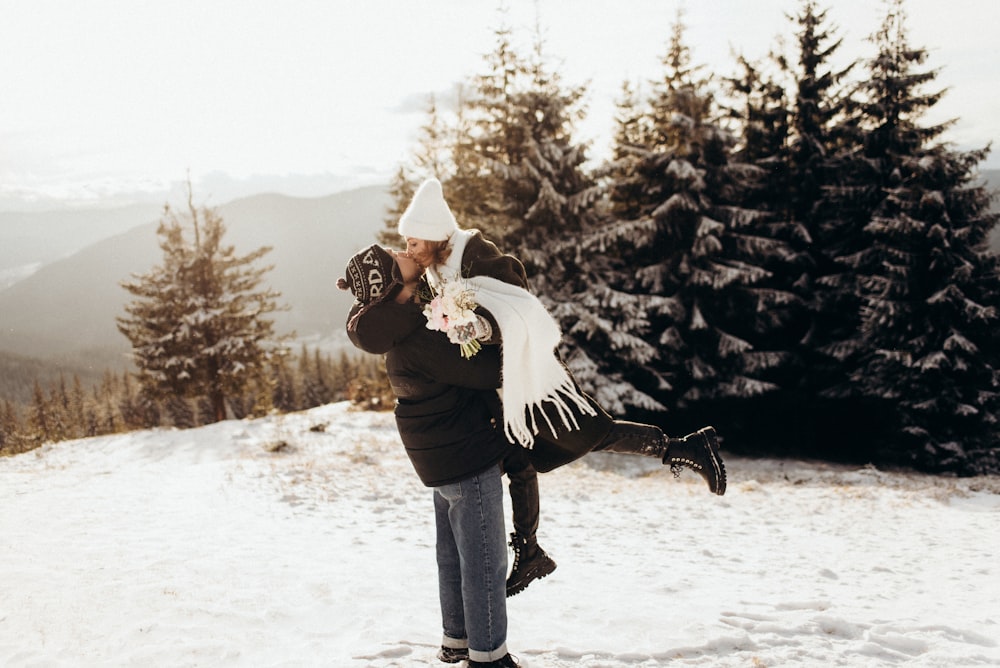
437,7,596,261
720,52,820,447
725,53,790,171
573,14,789,429
118,185,289,424
724,0,867,451
118,372,156,431
498,18,598,266
443,15,526,244
458,11,663,414
846,0,1000,474
781,0,869,405
547,79,671,416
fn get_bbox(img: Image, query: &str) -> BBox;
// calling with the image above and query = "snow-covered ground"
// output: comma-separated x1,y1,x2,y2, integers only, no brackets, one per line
2,402,998,667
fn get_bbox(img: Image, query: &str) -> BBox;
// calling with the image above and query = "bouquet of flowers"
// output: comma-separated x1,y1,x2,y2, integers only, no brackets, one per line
423,279,487,359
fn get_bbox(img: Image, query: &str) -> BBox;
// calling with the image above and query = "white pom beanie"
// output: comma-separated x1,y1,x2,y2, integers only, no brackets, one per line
397,178,459,241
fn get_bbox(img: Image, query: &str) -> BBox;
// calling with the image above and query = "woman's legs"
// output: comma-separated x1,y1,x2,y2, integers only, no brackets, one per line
502,447,557,597
502,447,539,540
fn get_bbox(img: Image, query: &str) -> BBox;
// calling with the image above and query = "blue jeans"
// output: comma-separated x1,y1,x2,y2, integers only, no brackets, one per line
434,464,508,663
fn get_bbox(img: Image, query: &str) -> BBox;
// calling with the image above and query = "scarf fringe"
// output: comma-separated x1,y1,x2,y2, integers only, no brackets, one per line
507,376,595,449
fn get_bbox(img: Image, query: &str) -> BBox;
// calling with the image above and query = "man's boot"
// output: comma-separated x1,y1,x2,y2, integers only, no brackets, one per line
506,532,556,597
664,426,727,495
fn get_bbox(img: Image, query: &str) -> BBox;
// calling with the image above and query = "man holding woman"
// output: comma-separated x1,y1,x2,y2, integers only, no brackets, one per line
339,245,517,667
338,180,728,666
395,178,727,595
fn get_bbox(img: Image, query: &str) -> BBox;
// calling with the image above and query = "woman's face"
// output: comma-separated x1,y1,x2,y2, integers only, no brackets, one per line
390,249,423,283
404,237,436,268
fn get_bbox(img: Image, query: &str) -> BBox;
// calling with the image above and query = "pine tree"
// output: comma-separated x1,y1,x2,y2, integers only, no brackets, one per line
119,372,154,431
724,0,866,450
545,78,669,416
47,375,71,443
725,53,790,170
118,183,289,424
782,0,869,412
68,375,88,440
447,15,530,244
380,93,454,245
270,353,299,413
299,344,329,409
27,381,52,445
0,399,21,453
603,80,652,221
499,17,597,265
847,0,1000,473
95,371,124,434
570,13,790,428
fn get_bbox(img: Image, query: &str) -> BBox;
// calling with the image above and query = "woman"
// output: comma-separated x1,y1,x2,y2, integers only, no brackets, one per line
397,178,727,594
338,244,517,668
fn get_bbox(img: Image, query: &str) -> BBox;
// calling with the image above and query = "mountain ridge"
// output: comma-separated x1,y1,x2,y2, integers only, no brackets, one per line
0,186,391,363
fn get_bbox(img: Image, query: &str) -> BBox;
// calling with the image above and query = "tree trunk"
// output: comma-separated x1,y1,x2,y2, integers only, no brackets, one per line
210,391,226,423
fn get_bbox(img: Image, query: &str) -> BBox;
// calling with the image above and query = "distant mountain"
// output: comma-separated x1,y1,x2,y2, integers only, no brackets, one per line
0,186,391,362
0,203,164,288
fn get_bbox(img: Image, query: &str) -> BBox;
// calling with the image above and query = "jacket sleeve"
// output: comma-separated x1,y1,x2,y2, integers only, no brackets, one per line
463,233,529,289
347,301,426,354
474,307,502,346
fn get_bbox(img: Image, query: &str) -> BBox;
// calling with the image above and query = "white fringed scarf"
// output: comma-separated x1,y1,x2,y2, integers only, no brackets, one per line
426,230,596,448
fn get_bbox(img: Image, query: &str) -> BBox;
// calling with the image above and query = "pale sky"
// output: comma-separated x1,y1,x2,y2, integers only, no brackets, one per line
2,0,998,209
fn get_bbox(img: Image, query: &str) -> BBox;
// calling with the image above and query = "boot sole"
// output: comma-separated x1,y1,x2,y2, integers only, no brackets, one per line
506,558,557,597
698,426,727,496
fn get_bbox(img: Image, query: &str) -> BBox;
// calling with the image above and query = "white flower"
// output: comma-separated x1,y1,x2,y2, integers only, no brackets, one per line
422,278,483,359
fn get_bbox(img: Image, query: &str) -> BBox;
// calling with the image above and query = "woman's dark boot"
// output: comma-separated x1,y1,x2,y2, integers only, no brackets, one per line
592,421,727,495
664,426,727,495
506,532,556,597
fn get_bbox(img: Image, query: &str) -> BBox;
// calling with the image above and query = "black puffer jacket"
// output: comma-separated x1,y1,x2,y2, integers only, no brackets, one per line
347,298,511,487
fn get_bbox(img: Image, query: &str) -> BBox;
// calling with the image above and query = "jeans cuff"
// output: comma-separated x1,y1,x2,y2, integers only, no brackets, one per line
468,642,507,663
441,635,468,650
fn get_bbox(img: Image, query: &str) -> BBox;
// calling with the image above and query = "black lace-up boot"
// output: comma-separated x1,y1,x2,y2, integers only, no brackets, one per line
506,532,556,597
664,426,727,495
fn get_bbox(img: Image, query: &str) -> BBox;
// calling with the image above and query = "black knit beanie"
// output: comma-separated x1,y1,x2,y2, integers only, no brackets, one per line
337,244,404,331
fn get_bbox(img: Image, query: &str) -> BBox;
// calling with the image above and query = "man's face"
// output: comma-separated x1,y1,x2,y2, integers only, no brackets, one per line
390,249,423,282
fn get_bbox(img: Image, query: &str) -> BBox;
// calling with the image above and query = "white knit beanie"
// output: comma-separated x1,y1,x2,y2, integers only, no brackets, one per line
397,178,459,241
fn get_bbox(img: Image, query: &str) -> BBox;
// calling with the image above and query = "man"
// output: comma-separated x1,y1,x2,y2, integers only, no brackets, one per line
339,244,518,668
